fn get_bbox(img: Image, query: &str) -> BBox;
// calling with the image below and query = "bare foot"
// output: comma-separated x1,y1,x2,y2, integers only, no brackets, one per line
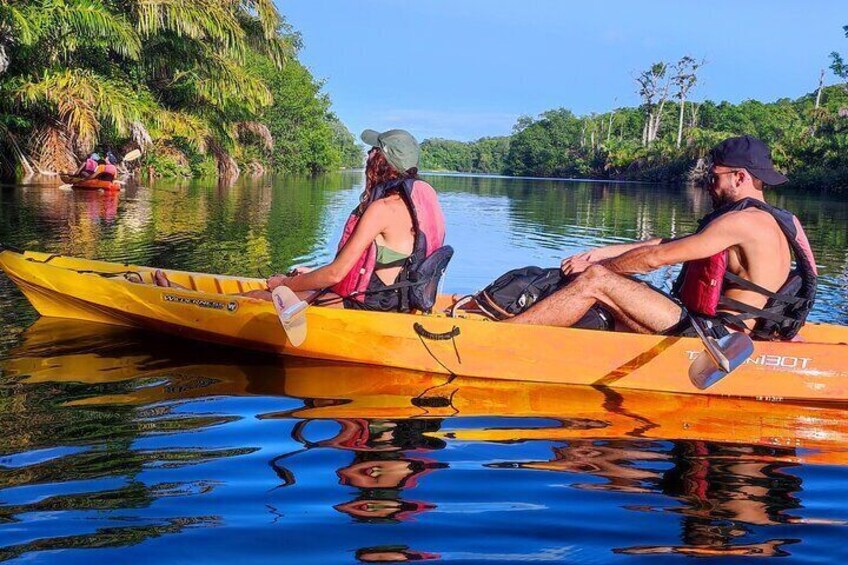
152,269,171,287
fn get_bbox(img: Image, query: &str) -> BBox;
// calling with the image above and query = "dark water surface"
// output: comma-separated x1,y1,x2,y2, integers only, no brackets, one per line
1,174,848,563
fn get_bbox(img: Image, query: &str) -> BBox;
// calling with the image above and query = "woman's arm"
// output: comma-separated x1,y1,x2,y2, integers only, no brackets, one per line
270,201,390,293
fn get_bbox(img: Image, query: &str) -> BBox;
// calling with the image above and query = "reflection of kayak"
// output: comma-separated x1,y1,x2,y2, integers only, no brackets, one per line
59,173,120,192
1,247,848,401
6,318,848,465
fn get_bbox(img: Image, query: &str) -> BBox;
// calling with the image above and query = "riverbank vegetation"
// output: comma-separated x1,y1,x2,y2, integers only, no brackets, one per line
0,0,362,180
422,28,848,194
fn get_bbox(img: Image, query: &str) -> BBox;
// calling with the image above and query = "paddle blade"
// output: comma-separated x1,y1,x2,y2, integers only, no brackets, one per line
123,149,142,162
272,286,308,347
689,332,755,389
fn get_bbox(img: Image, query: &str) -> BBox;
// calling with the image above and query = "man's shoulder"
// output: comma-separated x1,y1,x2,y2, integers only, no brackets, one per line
712,207,775,227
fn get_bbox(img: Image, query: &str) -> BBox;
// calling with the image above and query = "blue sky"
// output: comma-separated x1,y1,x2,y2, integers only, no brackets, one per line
282,1,848,142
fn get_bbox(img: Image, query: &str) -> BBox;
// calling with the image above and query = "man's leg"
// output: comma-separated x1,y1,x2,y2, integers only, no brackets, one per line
507,264,683,333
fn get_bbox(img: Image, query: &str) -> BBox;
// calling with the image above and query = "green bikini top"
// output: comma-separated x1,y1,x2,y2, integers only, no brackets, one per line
375,244,410,268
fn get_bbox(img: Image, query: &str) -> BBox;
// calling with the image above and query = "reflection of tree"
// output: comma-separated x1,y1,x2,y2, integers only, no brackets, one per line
0,516,219,562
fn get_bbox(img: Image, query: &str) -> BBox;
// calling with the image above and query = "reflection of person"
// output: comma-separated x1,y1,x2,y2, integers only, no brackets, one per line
268,418,446,523
152,129,447,313
337,454,437,490
508,135,817,341
356,545,440,562
303,418,446,523
616,440,804,557
660,441,802,537
507,440,665,494
335,493,436,523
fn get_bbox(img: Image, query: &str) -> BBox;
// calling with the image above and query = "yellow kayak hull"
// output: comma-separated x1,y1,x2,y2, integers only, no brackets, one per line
6,318,848,466
3,248,848,401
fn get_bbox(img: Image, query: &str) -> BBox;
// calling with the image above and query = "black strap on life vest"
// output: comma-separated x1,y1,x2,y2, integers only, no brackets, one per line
314,245,454,313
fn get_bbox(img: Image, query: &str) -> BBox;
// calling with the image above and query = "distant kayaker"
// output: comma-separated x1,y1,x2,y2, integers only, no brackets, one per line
91,151,119,182
153,129,447,313
72,152,100,179
507,135,817,341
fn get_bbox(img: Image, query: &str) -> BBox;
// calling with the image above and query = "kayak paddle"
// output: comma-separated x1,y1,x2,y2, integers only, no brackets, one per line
688,315,754,389
58,149,143,190
272,286,308,347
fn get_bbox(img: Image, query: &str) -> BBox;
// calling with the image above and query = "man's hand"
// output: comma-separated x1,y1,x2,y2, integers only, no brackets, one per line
561,254,595,276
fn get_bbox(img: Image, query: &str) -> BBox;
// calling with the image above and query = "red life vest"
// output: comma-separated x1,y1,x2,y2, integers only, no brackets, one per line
673,198,817,340
330,178,445,302
83,158,98,175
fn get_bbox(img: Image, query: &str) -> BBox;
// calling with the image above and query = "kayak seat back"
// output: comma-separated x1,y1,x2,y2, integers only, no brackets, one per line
407,245,454,314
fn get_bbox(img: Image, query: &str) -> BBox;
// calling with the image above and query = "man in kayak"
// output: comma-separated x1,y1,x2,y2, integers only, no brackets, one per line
507,135,817,340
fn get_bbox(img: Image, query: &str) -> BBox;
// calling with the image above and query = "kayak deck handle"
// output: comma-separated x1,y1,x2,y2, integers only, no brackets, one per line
413,323,460,341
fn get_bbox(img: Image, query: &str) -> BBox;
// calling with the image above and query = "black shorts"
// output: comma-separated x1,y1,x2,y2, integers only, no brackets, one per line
664,312,731,339
640,282,730,339
341,273,404,313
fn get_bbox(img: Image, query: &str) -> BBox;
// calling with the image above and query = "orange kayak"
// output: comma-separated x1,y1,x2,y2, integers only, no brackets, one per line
60,174,120,192
1,247,848,402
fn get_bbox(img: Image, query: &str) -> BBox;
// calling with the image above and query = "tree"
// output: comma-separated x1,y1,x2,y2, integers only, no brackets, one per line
635,62,670,146
671,56,704,148
0,0,354,179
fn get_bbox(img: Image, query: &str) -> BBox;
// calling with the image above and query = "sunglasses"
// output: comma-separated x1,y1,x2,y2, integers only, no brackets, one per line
707,169,741,185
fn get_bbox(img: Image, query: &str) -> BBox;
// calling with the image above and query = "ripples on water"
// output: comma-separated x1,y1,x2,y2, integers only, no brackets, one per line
1,174,848,562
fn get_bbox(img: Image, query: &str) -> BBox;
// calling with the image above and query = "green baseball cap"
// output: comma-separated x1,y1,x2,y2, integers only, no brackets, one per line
361,129,420,172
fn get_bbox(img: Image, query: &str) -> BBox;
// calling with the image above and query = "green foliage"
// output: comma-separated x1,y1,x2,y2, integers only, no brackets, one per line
422,27,848,193
0,0,356,178
421,136,510,173
422,84,848,194
328,115,364,168
257,56,360,174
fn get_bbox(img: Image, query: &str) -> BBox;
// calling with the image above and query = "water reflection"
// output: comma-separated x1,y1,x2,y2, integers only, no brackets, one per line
493,438,806,556
2,320,848,561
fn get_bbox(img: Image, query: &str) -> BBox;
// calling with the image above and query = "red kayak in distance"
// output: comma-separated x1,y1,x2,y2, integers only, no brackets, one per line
59,174,120,192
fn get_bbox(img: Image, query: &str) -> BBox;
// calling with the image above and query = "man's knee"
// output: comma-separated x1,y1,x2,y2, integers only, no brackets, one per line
580,263,611,284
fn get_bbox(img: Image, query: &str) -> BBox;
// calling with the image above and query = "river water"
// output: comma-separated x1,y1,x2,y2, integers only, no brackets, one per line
1,173,847,563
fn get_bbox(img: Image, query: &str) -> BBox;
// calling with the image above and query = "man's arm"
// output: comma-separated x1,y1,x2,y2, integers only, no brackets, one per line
561,238,666,275
603,213,748,275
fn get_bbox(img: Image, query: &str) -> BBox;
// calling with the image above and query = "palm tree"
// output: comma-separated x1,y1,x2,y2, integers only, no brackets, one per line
1,0,294,177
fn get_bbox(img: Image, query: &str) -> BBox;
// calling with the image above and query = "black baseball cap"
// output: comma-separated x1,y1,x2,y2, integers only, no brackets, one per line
711,135,788,186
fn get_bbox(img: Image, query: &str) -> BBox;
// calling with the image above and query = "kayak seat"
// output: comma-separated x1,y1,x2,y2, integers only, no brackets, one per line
407,245,454,314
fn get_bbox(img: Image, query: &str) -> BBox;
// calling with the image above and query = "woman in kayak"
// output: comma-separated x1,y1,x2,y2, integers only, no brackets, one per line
152,129,446,312
91,152,119,182
72,152,101,179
